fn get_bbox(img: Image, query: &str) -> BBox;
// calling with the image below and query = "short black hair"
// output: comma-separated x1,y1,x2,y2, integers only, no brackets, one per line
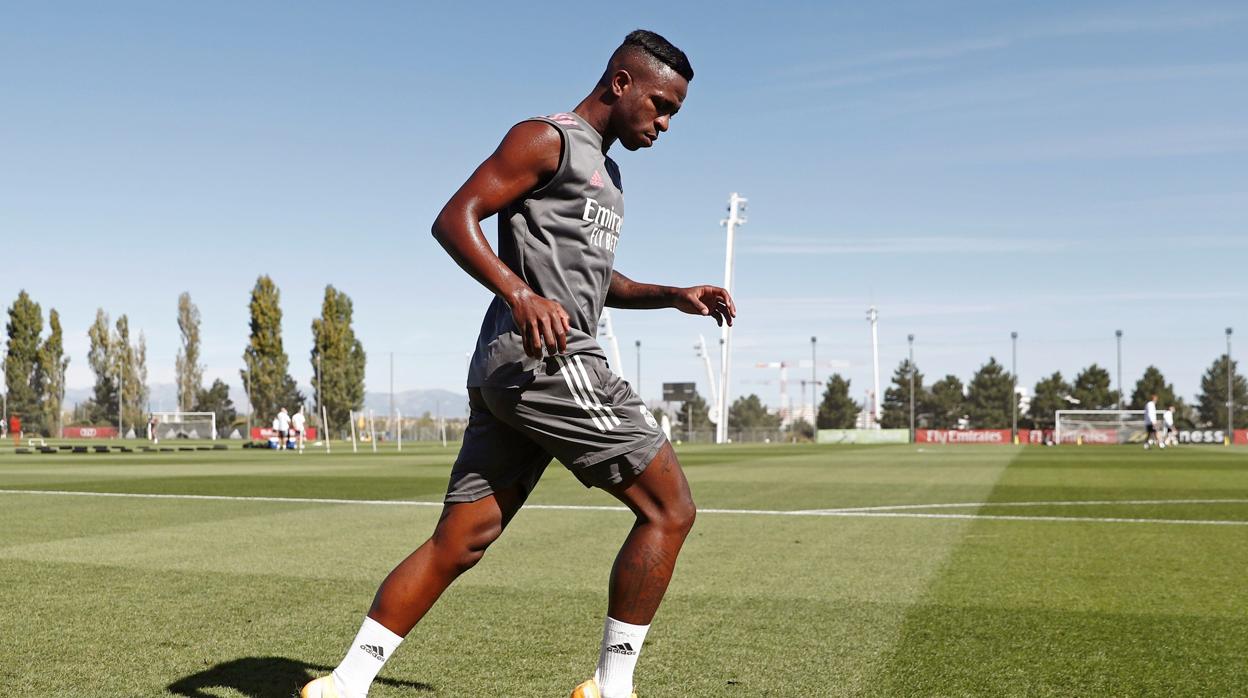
623,29,693,81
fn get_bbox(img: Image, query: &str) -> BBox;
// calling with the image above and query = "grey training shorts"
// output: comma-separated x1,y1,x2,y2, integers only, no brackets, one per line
446,353,668,503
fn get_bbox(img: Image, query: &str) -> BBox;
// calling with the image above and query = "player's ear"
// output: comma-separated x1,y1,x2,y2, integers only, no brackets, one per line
611,69,633,98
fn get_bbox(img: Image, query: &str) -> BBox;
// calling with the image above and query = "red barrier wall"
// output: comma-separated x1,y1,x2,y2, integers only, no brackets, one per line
62,426,119,439
915,429,1022,444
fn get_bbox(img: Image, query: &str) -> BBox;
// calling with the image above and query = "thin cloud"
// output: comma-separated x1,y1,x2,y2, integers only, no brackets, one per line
776,8,1246,93
965,125,1248,162
743,235,1072,255
1036,9,1248,37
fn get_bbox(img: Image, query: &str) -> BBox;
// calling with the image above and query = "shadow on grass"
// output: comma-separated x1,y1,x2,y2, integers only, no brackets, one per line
167,656,433,697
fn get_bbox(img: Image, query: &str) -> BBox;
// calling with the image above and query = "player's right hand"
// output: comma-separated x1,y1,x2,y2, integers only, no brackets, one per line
508,288,571,359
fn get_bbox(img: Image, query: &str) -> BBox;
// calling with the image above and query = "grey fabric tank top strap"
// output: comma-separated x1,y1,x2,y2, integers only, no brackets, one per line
467,111,626,388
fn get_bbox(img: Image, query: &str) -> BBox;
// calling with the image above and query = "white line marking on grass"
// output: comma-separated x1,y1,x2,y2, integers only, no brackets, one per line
802,498,1248,513
1,489,1246,526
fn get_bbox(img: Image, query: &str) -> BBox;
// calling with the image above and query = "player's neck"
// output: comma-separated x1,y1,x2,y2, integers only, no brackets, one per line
573,98,615,153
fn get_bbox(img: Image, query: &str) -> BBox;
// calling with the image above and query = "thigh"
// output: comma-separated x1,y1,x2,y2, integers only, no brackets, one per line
601,440,693,518
433,480,530,546
446,388,553,504
481,354,668,489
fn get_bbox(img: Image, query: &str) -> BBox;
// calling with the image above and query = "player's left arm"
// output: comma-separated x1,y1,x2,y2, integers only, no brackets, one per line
606,270,736,326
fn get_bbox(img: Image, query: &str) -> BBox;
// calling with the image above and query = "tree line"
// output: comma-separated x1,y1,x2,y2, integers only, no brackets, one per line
813,356,1248,430
3,276,367,436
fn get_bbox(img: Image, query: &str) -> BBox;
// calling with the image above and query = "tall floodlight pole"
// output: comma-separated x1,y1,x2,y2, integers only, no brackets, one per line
1115,330,1123,409
1011,331,1019,443
635,340,642,398
389,352,395,435
717,193,746,444
908,334,916,443
1227,327,1234,444
867,307,881,427
810,336,817,429
245,369,252,438
117,362,123,439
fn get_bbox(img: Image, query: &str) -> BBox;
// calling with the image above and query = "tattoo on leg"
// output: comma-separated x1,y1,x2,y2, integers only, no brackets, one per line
612,527,681,621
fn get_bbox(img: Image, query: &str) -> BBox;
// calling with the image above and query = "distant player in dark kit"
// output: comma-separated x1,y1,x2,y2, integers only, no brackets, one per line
302,30,733,698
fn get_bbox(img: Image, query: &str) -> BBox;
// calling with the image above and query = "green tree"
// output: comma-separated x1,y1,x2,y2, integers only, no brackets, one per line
924,375,966,428
669,390,713,434
176,292,203,412
1071,364,1119,410
1026,371,1071,429
817,374,858,429
311,285,367,429
1128,366,1178,410
86,309,117,426
114,315,149,432
5,291,45,434
37,309,69,435
966,357,1013,428
193,378,238,438
728,393,780,430
240,275,303,424
881,359,926,429
1196,354,1248,429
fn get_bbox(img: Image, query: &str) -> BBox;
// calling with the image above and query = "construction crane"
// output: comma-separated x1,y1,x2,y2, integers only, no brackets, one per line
597,309,624,375
695,335,720,424
757,357,849,427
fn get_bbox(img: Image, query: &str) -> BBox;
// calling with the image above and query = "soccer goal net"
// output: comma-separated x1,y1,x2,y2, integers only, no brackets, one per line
149,412,217,440
1054,410,1148,445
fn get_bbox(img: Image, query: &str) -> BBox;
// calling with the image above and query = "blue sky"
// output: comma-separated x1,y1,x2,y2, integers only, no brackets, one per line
2,1,1246,411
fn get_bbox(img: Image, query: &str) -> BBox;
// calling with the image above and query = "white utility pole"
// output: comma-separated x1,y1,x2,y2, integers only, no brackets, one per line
118,363,124,440
867,306,881,427
717,193,746,444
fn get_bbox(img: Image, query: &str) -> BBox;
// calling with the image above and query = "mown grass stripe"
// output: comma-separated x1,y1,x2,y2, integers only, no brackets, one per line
2,489,1245,526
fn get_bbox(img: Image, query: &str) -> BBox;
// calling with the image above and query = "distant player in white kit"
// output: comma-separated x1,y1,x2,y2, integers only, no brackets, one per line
291,406,307,453
1163,405,1177,446
276,407,292,450
1143,394,1162,449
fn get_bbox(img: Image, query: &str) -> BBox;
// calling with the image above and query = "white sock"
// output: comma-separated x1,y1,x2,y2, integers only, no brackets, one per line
331,616,404,698
593,617,649,698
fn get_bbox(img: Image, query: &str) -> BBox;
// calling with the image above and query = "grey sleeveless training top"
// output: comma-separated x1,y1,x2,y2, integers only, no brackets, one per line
467,111,625,387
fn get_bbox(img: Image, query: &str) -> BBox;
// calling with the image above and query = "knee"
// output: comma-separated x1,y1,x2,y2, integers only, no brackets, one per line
432,524,501,575
647,497,696,537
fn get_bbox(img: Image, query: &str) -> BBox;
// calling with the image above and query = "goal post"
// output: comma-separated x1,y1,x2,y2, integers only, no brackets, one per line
1054,410,1147,445
149,411,217,441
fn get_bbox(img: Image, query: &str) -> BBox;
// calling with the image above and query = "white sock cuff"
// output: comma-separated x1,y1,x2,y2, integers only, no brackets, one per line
360,616,404,646
604,617,650,636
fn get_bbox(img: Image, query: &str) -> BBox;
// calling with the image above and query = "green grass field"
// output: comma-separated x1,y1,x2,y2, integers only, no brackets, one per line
1,442,1245,697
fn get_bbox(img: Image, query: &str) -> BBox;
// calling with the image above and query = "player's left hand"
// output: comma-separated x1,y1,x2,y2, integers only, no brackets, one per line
672,285,736,326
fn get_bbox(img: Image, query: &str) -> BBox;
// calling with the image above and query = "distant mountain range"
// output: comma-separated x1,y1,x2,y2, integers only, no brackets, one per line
63,383,469,418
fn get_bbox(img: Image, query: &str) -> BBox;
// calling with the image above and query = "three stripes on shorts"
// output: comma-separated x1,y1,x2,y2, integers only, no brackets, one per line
555,355,621,432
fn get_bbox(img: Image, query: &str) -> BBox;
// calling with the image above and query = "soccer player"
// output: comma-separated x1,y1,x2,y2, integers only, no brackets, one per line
276,407,292,451
291,406,307,453
301,30,732,698
147,414,159,444
1163,405,1177,446
1143,394,1160,449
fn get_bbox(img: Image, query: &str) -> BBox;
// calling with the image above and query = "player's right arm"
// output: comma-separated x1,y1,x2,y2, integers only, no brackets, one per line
432,121,572,359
